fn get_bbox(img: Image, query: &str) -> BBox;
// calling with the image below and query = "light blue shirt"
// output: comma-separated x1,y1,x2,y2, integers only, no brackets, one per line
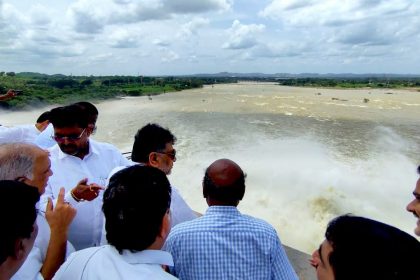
164,206,298,280
54,246,177,280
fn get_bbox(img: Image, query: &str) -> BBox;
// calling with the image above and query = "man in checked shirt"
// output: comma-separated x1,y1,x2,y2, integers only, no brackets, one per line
164,158,298,280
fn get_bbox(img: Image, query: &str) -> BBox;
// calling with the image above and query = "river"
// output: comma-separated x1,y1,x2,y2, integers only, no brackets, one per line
1,82,419,253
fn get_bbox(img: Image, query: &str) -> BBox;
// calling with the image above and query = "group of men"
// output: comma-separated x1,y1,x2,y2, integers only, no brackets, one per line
0,101,419,280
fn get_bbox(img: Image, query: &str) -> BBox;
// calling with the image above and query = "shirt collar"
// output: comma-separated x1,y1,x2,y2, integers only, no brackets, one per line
206,205,241,215
115,247,174,266
57,139,99,160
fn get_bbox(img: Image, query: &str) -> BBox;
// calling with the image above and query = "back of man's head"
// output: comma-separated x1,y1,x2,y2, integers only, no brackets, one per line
49,104,89,129
103,165,171,254
0,180,39,266
325,215,420,280
36,111,50,124
203,159,246,206
72,102,98,125
131,123,176,163
0,143,41,182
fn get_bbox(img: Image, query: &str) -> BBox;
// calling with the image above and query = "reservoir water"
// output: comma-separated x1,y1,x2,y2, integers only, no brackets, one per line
2,82,419,253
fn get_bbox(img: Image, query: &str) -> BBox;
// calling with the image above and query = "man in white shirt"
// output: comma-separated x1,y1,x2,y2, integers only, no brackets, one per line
40,105,130,250
36,102,98,149
0,143,76,280
54,165,177,280
0,111,50,144
130,123,198,226
100,124,197,245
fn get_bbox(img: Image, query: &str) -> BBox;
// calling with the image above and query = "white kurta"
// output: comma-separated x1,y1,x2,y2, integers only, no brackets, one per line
40,139,131,250
53,246,178,280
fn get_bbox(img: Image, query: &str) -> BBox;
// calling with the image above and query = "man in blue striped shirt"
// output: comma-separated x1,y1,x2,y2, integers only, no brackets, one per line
164,158,298,280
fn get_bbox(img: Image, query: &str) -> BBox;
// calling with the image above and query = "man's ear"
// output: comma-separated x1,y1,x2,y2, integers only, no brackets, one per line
13,239,26,261
148,152,160,168
158,212,171,240
202,182,208,198
85,126,93,136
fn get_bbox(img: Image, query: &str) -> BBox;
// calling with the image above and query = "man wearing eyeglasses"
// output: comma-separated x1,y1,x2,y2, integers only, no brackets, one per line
130,123,198,227
36,101,98,149
105,123,197,228
40,104,131,250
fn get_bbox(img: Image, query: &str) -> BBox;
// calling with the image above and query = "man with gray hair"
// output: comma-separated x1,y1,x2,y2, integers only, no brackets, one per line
0,143,76,280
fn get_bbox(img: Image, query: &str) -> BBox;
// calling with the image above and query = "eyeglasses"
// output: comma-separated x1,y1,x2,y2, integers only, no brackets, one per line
156,149,176,160
52,128,86,142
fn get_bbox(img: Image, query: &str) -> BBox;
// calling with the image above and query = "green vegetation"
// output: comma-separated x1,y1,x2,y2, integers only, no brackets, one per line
2,72,420,110
276,77,420,89
0,72,236,110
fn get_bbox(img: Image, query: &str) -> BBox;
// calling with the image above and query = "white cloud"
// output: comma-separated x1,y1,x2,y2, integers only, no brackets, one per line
68,0,108,34
160,49,180,62
260,0,418,28
223,20,265,50
67,0,230,33
177,17,209,38
153,39,171,47
164,0,232,13
107,28,141,48
28,4,53,27
1,0,419,74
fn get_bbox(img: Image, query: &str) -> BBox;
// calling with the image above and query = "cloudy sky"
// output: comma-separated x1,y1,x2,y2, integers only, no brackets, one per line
1,0,419,75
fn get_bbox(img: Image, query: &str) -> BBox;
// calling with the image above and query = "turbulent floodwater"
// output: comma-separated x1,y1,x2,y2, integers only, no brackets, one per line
2,82,420,253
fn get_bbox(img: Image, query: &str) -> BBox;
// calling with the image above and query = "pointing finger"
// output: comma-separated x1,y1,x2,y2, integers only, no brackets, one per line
57,187,65,204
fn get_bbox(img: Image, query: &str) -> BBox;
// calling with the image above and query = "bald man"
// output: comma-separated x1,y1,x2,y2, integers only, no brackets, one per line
164,159,298,280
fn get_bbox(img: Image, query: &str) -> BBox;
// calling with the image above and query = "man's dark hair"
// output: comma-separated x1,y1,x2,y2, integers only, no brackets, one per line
72,102,98,125
36,111,50,123
131,123,176,163
103,165,171,254
203,169,246,205
325,215,420,280
0,180,39,265
49,104,89,129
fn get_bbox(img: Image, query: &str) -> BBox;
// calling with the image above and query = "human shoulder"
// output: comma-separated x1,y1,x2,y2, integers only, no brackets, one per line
63,246,107,267
47,144,61,158
89,139,120,152
240,214,278,235
53,246,107,280
167,216,205,237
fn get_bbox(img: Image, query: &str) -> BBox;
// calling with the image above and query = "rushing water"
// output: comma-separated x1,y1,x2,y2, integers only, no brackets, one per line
1,82,420,253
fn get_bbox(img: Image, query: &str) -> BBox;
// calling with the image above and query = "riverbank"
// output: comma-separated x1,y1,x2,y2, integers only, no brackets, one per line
0,73,235,110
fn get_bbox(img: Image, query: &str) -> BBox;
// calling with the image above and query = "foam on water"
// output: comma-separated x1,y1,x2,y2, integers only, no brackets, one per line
171,129,417,253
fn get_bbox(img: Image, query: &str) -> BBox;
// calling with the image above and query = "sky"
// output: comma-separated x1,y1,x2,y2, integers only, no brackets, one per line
1,0,419,75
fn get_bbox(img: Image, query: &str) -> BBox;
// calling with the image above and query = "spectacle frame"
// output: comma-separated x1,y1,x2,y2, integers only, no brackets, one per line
52,128,86,142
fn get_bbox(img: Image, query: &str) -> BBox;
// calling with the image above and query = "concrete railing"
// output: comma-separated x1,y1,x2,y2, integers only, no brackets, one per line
284,245,316,280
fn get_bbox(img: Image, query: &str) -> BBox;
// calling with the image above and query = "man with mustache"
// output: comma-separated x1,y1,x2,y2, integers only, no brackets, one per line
40,104,130,250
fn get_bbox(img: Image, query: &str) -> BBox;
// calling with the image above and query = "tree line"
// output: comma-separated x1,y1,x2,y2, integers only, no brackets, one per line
0,73,237,110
